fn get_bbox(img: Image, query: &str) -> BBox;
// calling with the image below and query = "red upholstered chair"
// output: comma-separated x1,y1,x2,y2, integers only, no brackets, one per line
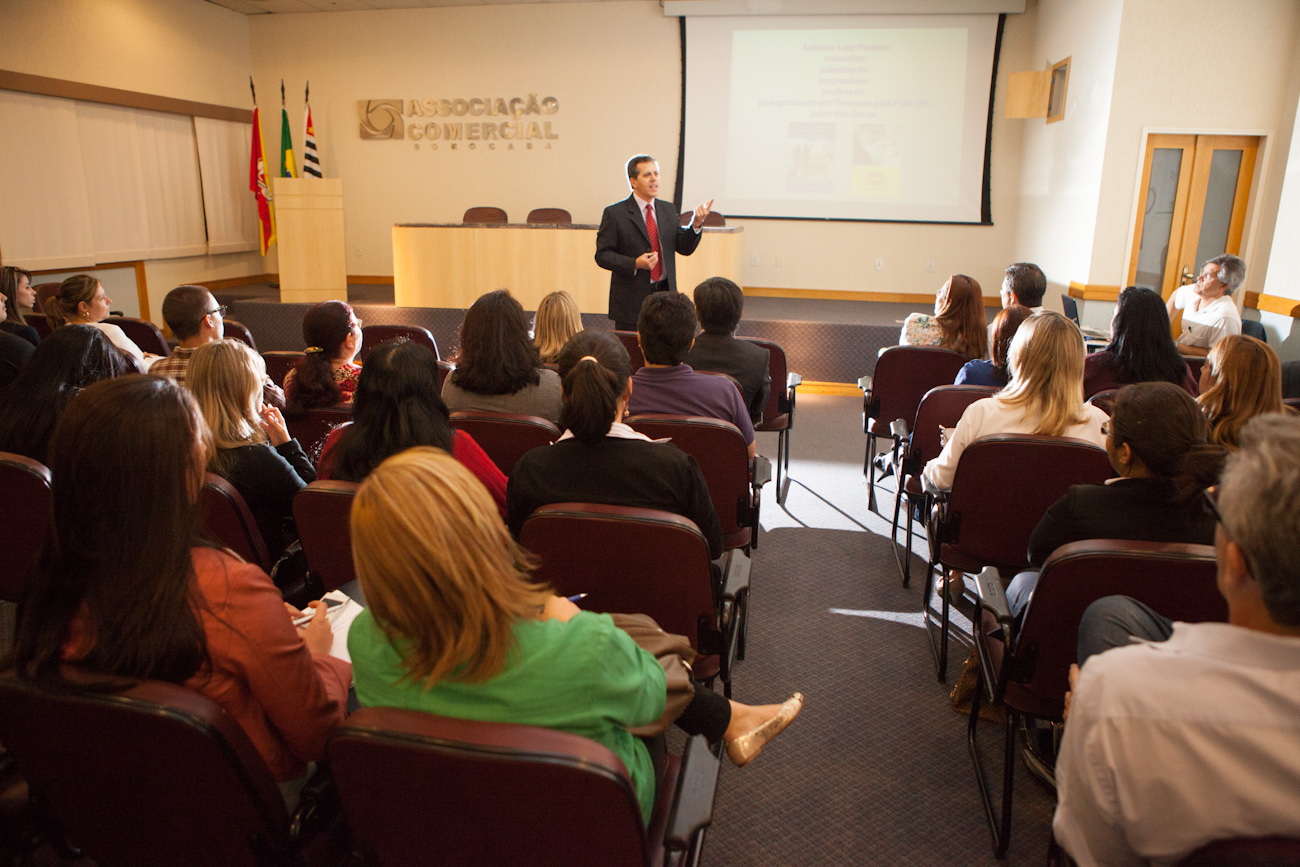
1177,836,1300,867
261,351,304,388
293,480,360,594
968,541,1224,858
695,369,743,395
526,207,572,223
463,206,508,223
198,473,271,574
222,319,257,351
109,316,170,358
329,708,720,867
520,503,750,697
1182,355,1206,383
359,324,440,363
744,338,801,502
1085,389,1119,415
0,676,336,867
625,413,769,553
614,330,645,373
33,283,59,315
925,435,1114,680
0,452,52,604
286,406,352,464
889,385,998,588
859,345,968,513
449,411,560,476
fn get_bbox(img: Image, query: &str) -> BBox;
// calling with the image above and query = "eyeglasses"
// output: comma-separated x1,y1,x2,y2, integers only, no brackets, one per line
205,305,227,318
1203,485,1255,576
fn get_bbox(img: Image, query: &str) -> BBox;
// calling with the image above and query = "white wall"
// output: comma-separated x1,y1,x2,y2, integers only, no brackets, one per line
1010,0,1123,307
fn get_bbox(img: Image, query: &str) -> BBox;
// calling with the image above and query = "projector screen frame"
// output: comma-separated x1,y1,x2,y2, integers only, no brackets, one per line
676,13,1006,227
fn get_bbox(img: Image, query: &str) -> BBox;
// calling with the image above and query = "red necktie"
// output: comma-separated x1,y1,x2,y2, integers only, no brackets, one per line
645,203,663,283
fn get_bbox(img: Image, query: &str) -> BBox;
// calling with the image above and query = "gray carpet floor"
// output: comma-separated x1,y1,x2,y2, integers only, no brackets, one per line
693,393,1056,865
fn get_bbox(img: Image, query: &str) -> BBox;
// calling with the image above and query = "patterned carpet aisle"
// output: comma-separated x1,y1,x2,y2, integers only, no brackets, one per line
694,395,1055,866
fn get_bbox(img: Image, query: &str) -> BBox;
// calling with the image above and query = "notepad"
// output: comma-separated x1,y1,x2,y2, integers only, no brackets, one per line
319,589,365,664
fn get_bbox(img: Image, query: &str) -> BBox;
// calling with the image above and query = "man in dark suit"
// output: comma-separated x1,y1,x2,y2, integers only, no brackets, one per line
595,154,713,330
684,276,770,424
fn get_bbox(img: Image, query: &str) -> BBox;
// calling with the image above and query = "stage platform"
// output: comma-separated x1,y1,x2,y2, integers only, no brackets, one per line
212,283,937,386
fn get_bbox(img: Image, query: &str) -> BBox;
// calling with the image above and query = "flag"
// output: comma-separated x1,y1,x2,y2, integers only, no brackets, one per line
303,103,322,178
250,106,276,255
280,106,297,178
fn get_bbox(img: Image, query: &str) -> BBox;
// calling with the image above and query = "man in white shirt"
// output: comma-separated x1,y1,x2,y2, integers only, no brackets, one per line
1053,414,1300,867
1166,254,1244,357
987,262,1045,354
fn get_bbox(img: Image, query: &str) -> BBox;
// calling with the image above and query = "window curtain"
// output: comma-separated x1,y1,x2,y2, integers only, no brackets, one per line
193,116,259,255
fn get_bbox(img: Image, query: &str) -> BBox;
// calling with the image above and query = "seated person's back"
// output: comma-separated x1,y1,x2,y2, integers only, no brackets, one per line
682,277,770,424
627,291,755,457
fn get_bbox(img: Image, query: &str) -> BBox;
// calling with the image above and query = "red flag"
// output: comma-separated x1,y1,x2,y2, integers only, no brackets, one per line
250,106,276,255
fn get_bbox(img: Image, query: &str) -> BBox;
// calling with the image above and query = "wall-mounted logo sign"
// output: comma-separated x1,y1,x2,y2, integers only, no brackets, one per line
358,95,560,150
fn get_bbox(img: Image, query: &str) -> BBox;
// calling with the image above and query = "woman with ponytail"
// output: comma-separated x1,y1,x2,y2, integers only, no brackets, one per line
505,329,722,555
46,275,159,371
284,300,362,416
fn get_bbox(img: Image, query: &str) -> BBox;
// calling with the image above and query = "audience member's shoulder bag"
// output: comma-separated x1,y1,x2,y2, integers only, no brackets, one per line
610,612,698,737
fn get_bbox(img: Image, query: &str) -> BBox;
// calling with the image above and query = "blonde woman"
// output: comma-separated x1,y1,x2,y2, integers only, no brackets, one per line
533,290,582,364
900,274,989,360
1197,334,1286,449
44,274,160,371
922,311,1107,493
189,339,316,557
349,448,802,827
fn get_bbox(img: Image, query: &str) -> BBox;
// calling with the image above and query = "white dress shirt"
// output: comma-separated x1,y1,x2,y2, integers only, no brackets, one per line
1171,284,1241,350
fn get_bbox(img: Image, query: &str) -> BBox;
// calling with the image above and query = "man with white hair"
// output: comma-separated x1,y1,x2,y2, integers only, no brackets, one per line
1054,413,1300,866
1166,254,1244,357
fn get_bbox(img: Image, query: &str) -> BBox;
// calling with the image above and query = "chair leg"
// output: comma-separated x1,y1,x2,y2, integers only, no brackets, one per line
865,433,878,512
967,675,1015,858
902,491,915,589
775,429,789,505
922,562,952,682
890,478,906,585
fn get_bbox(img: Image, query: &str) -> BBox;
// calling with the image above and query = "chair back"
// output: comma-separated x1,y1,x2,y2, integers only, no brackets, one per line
0,452,52,603
904,385,999,472
109,316,170,357
463,206,508,223
358,324,440,363
261,351,304,387
526,207,572,224
1177,836,1300,867
867,346,969,436
744,338,792,428
1182,355,1206,383
696,369,743,394
1011,540,1224,718
329,707,648,867
614,330,645,372
222,319,257,351
940,435,1113,573
198,473,271,573
0,676,292,867
294,480,361,592
520,504,719,656
1241,319,1267,343
449,411,560,476
286,406,352,461
1085,389,1120,415
33,283,59,315
626,414,754,550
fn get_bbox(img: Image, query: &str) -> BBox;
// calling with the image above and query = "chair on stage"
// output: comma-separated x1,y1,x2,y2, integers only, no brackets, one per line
520,503,750,697
968,540,1224,858
109,316,170,358
463,206,508,224
0,452,52,604
222,319,257,351
358,324,440,363
449,411,560,476
526,208,572,224
262,351,304,388
329,708,720,867
859,346,968,513
924,434,1114,680
744,338,801,503
888,385,997,588
294,480,361,594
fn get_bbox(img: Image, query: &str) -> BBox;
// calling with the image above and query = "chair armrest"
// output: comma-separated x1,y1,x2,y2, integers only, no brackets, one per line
889,418,909,440
973,566,1011,624
751,454,773,488
856,374,872,393
787,372,802,390
663,735,720,852
717,550,752,604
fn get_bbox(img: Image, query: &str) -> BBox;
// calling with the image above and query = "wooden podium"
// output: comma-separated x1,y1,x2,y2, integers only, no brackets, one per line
271,178,347,303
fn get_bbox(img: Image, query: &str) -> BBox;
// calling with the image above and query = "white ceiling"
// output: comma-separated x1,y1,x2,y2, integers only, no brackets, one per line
204,0,640,13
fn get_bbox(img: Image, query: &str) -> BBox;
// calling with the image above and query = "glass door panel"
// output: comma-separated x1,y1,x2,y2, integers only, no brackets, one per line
1194,149,1242,267
1133,148,1185,292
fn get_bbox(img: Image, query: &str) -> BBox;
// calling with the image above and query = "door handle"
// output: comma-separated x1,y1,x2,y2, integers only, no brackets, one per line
1180,266,1195,285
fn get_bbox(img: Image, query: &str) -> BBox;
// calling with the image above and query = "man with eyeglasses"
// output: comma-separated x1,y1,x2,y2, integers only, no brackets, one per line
1166,254,1245,358
154,285,284,409
1053,414,1300,866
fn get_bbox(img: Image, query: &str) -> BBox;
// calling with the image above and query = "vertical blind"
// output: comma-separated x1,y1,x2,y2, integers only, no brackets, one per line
0,89,257,270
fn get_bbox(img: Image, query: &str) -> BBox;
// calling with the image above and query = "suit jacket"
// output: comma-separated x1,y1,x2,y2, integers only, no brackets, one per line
596,195,702,323
683,333,771,423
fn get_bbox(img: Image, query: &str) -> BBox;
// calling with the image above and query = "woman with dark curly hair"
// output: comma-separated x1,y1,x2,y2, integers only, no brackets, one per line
442,289,562,424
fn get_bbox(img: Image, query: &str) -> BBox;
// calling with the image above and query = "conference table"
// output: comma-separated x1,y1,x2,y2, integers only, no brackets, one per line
392,222,745,313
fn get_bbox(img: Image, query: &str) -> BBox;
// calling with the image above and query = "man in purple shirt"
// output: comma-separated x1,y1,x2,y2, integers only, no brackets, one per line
628,291,756,458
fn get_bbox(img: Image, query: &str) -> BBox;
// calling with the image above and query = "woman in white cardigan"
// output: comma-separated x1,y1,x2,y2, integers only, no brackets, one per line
44,274,159,371
922,311,1108,493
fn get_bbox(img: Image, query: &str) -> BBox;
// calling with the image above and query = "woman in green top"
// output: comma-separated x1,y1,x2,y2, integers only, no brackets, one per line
348,447,802,825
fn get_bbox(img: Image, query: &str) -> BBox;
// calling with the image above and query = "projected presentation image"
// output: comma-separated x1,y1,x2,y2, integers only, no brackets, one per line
787,123,835,194
852,124,901,198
